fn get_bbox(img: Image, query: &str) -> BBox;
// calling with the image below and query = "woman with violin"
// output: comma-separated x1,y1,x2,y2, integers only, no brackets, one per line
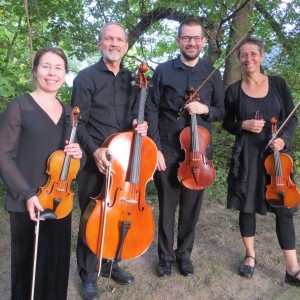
223,36,300,286
145,18,225,278
0,46,83,299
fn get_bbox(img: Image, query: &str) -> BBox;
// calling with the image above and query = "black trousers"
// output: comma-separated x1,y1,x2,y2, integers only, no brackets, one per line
154,152,204,262
76,159,104,283
10,211,71,300
239,211,296,250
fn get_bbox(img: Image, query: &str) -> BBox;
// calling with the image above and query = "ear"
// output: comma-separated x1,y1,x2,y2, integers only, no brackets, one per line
176,37,180,47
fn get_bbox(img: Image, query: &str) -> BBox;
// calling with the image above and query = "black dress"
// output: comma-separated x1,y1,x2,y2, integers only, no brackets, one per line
223,76,298,215
0,94,72,300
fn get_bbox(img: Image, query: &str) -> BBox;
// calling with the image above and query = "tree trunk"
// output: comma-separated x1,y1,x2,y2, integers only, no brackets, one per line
223,0,256,88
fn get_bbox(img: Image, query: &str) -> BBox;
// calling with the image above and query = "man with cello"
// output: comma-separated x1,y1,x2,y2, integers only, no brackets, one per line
71,22,148,300
145,18,225,278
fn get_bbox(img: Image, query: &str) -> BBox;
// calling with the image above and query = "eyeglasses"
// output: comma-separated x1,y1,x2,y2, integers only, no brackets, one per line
180,36,204,43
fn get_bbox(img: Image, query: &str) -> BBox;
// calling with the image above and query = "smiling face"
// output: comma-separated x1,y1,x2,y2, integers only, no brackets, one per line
97,24,128,64
239,43,264,75
33,51,66,93
176,24,206,61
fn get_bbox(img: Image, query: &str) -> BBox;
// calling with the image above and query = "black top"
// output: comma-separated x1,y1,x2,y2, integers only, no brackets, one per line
71,58,139,156
145,56,225,158
0,94,72,212
223,76,298,214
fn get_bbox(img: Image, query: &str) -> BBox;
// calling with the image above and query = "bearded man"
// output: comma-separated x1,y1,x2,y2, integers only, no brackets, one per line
71,22,148,300
145,18,225,278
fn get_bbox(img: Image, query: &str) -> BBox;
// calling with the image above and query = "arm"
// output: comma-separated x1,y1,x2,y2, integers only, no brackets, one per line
71,72,100,157
0,100,36,202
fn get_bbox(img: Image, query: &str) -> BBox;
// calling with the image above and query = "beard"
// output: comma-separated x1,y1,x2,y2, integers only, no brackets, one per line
101,49,125,62
180,46,201,61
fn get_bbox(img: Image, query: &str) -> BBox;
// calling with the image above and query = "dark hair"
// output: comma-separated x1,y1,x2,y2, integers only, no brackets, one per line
177,18,205,38
236,36,265,58
32,46,68,75
97,22,128,42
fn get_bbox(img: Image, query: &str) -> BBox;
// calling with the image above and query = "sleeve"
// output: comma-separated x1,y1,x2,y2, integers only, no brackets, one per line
222,83,244,135
144,67,163,150
0,100,36,201
204,70,225,122
276,77,298,149
71,71,100,156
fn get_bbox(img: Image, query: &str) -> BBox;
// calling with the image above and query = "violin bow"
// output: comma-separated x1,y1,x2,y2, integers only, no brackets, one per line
177,29,252,119
264,100,300,151
96,152,112,277
30,210,56,300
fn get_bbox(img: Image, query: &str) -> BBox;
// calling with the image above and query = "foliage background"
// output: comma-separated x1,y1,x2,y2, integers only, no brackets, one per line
1,0,300,202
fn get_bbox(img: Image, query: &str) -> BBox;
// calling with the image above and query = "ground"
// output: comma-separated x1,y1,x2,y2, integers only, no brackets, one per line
0,197,299,300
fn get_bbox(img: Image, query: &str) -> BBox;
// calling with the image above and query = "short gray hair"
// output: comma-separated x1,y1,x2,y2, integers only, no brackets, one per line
97,22,128,42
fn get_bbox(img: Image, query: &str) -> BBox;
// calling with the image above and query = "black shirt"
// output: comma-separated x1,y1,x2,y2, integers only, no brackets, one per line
0,94,72,212
71,58,139,156
145,56,225,157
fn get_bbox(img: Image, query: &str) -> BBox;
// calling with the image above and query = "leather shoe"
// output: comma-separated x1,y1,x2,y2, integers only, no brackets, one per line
81,281,99,300
239,255,256,279
157,260,172,277
285,269,300,287
100,262,134,285
177,258,194,276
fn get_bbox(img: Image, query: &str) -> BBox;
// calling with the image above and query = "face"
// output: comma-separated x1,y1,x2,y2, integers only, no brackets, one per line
239,43,264,74
176,25,206,61
98,24,128,63
33,52,66,93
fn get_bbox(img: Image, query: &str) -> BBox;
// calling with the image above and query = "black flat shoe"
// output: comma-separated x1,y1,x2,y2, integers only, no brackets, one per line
157,260,172,277
101,263,135,285
285,270,300,287
177,258,194,276
239,255,256,279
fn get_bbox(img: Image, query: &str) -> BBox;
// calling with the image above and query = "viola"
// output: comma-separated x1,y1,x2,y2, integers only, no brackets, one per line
80,63,157,262
177,87,216,190
38,107,81,218
264,117,300,208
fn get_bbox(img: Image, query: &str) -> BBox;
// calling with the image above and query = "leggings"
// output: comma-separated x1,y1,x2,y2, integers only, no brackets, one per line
239,212,296,250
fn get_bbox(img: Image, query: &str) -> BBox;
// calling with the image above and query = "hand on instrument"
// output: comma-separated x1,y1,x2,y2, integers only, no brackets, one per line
157,150,167,171
132,119,148,136
64,141,83,159
93,147,111,174
184,101,209,115
26,196,44,221
242,119,265,133
270,137,285,151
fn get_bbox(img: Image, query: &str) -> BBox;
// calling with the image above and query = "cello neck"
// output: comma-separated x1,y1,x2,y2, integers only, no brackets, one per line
129,64,148,184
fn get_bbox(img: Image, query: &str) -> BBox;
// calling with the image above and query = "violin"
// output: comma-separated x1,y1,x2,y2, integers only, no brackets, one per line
80,63,157,262
264,117,300,208
177,87,216,190
38,107,81,218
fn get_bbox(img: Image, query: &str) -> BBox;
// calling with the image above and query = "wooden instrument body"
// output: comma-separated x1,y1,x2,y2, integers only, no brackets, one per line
80,131,157,259
264,152,300,208
38,150,80,218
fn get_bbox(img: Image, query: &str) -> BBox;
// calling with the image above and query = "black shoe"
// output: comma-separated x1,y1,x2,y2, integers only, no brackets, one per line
81,281,99,300
157,260,172,277
100,263,134,285
239,255,256,279
285,270,300,287
177,258,194,276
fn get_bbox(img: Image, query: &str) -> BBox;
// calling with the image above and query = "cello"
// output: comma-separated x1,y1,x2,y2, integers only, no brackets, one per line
80,63,157,262
38,107,81,218
264,117,300,208
177,86,216,190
